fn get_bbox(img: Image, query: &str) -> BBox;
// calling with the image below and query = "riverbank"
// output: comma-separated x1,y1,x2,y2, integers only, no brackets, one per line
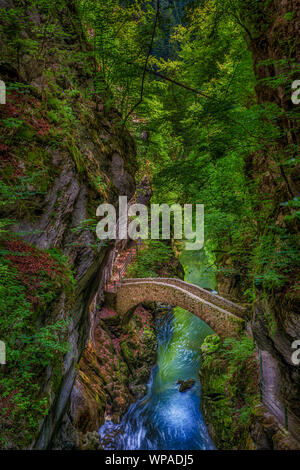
98,304,214,450
61,303,157,450
52,239,184,449
96,240,216,450
199,333,300,450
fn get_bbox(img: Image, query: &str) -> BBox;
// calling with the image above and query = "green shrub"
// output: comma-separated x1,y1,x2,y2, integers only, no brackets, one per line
200,335,259,449
126,240,174,278
0,240,74,448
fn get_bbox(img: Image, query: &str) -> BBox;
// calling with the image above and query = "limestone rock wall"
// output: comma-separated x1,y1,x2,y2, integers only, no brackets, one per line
51,304,157,450
0,0,137,449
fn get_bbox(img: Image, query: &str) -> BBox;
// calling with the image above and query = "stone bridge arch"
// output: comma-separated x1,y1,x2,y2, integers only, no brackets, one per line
114,278,246,338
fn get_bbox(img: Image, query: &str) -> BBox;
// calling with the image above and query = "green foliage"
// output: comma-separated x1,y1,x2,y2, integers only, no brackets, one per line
90,0,300,307
200,334,259,449
0,246,73,448
0,0,299,450
78,0,158,120
223,336,255,366
126,240,174,278
201,334,220,355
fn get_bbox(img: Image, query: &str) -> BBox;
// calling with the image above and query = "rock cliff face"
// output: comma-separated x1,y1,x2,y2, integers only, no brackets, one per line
56,188,185,449
199,334,300,450
241,0,300,444
202,0,300,450
52,304,157,450
0,0,140,449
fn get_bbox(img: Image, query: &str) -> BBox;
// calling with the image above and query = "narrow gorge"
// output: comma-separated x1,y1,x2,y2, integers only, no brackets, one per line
0,0,299,453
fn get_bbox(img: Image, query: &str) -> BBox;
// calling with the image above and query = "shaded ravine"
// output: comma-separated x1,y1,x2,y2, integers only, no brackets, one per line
98,249,216,450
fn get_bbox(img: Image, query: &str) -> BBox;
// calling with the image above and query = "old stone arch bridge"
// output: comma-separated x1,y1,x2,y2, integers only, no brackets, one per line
112,278,247,337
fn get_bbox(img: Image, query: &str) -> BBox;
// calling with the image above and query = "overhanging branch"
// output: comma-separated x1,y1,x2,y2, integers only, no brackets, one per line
123,0,160,125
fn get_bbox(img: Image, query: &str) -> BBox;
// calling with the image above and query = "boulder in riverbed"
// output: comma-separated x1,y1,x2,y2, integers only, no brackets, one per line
177,379,195,392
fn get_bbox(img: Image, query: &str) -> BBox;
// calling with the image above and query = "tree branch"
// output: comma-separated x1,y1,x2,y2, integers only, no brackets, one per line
144,67,213,99
123,0,160,125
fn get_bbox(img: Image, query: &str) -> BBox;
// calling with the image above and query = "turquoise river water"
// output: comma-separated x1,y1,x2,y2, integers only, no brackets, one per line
98,249,216,450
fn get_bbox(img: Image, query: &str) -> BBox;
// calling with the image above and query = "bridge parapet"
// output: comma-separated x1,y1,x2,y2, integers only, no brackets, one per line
116,279,246,338
122,278,247,318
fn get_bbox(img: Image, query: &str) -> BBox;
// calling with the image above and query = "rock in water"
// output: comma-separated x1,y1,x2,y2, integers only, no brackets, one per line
177,379,195,392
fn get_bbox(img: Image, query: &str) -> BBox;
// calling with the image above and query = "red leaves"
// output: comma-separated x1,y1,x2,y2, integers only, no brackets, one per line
0,389,18,418
0,91,22,118
5,239,66,307
0,91,50,137
6,239,50,276
35,118,50,136
0,141,24,177
3,101,19,118
0,143,9,153
0,142,12,162
99,307,118,319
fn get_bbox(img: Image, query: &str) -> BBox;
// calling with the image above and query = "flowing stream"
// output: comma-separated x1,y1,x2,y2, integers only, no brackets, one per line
98,249,216,450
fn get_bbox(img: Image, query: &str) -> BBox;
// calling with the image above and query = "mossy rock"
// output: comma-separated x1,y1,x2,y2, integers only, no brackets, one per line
177,378,196,392
120,341,135,365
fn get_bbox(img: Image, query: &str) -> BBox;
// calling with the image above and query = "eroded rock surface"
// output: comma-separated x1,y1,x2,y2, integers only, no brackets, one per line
52,304,157,449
